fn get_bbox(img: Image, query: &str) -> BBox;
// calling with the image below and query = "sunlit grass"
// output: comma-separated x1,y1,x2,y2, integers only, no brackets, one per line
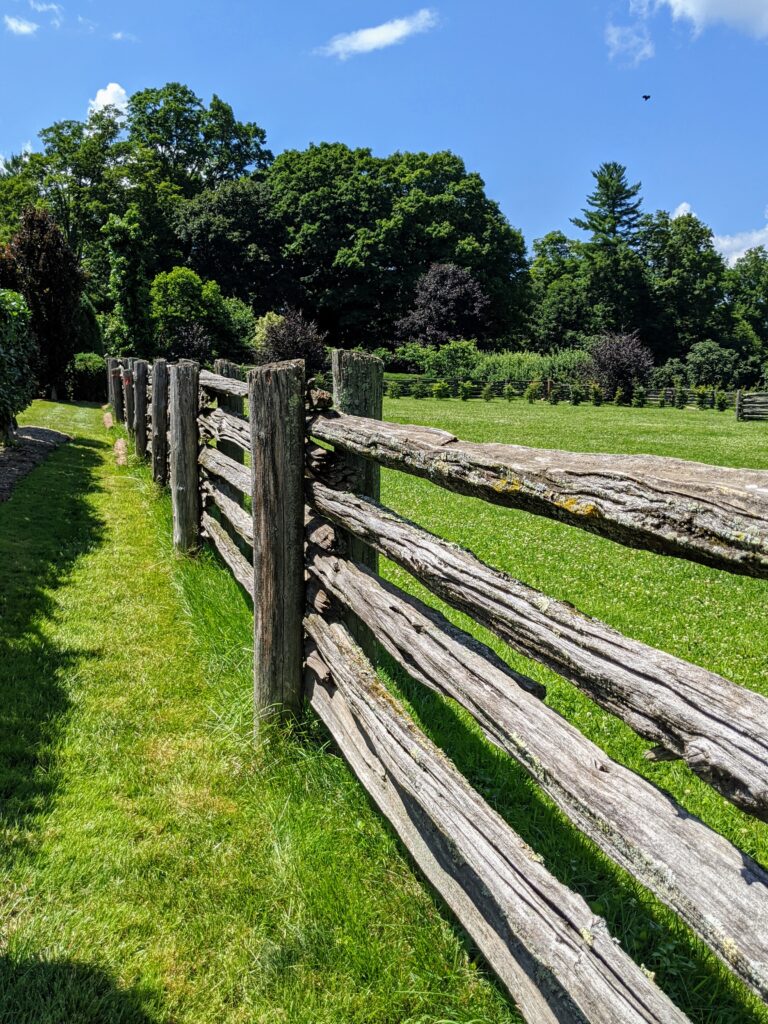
1,401,519,1024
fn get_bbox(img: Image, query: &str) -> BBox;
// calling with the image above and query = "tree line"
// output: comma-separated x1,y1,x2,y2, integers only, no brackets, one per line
0,82,766,399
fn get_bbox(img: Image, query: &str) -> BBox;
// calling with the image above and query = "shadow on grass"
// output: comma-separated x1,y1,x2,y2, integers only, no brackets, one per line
0,435,106,854
371,651,764,1024
0,955,155,1024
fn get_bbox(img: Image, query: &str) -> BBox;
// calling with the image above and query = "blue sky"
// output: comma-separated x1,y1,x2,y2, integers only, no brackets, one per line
1,0,767,261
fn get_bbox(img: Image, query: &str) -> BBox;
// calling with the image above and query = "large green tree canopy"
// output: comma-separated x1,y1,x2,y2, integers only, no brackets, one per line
266,143,528,344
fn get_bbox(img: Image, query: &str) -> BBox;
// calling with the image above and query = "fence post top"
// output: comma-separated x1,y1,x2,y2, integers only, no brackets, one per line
331,349,384,368
247,359,305,381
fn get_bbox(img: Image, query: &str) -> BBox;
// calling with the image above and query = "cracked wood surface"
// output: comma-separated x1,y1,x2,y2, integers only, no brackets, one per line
308,412,768,578
305,539,768,999
306,481,768,821
305,611,691,1024
201,511,254,593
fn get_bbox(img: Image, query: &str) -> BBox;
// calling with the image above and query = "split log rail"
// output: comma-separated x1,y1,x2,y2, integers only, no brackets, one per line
106,351,768,1023
737,390,768,421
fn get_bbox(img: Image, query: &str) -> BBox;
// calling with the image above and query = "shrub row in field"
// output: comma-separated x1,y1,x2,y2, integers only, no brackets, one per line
384,375,734,411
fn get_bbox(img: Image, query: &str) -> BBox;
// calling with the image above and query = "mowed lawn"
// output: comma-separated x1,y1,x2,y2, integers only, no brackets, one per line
0,396,766,1023
0,401,520,1024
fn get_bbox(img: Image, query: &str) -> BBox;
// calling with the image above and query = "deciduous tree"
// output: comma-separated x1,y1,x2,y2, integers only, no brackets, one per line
396,263,490,345
10,207,83,398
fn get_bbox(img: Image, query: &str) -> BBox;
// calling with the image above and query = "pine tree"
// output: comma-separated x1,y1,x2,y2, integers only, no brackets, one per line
572,162,643,244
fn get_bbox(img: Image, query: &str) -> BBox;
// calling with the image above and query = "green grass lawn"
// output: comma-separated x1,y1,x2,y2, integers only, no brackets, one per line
1,397,766,1023
1,401,520,1024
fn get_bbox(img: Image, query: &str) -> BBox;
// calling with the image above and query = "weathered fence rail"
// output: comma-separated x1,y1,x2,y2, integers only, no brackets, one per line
309,411,768,578
738,390,768,421
107,351,768,1021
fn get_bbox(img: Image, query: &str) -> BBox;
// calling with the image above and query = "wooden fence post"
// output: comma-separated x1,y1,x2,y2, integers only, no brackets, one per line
736,389,743,421
123,361,135,435
133,359,149,459
331,349,384,660
213,358,248,553
169,361,200,552
106,356,115,407
113,361,125,422
151,359,169,485
249,359,305,729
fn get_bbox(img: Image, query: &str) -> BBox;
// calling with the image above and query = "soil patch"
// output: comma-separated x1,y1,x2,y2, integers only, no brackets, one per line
0,426,70,502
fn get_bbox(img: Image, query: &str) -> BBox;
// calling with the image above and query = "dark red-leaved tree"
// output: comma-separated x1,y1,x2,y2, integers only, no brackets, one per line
590,331,653,400
259,308,327,371
11,207,84,398
396,263,491,346
0,244,18,290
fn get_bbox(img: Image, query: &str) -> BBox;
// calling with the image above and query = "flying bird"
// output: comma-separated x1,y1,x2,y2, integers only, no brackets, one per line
642,94,651,101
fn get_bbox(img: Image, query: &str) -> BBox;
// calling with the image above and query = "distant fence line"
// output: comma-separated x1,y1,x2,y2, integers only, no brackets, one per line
106,352,768,1023
383,374,753,407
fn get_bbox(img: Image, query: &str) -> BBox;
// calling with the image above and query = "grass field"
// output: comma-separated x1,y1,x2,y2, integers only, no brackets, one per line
1,397,766,1023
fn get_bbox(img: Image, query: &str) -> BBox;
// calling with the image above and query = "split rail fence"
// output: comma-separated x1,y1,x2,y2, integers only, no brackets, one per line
106,351,768,1023
737,390,768,421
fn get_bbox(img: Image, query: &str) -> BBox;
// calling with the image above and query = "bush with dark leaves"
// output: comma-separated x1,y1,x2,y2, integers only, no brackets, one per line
590,332,653,402
259,308,327,372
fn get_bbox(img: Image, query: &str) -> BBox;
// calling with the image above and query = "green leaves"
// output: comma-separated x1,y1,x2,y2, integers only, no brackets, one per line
0,289,36,439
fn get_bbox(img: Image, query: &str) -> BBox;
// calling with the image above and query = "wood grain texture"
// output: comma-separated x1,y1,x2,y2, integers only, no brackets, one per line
199,445,250,496
201,511,254,593
306,543,768,999
133,359,149,459
250,360,305,726
210,361,250,557
305,612,691,1024
306,481,768,821
122,367,135,435
200,368,249,399
742,393,768,421
203,479,254,546
212,360,246,462
151,359,169,485
169,361,200,552
106,357,117,408
331,350,384,660
112,360,124,421
308,411,768,578
198,407,250,454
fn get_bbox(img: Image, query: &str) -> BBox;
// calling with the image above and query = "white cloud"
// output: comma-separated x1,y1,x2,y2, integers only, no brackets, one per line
29,1,63,28
714,221,768,265
77,14,96,32
605,21,655,63
659,0,768,38
672,201,695,218
318,8,438,60
88,82,128,114
111,30,137,42
630,0,768,39
4,14,39,34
